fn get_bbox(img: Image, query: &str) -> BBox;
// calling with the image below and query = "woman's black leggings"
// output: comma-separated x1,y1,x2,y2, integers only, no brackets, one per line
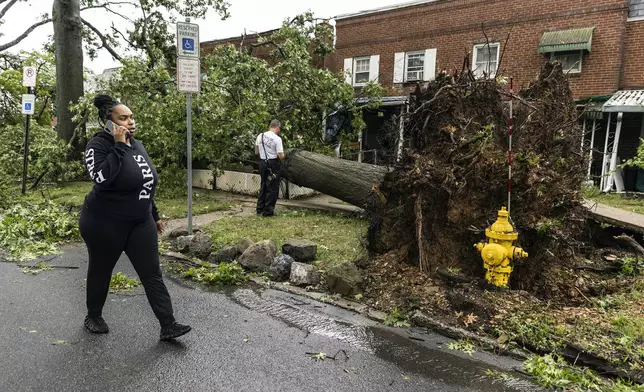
79,207,175,328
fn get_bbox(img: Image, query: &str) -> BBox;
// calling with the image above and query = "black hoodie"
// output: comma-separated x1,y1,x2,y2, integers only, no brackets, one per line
82,131,160,222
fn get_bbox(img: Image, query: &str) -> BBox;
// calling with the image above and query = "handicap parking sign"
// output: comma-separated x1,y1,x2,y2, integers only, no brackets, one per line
21,94,35,115
182,38,194,51
177,22,199,58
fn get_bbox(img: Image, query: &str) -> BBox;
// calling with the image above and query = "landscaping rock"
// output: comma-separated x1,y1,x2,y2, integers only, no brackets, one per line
168,225,201,239
211,245,240,263
189,233,213,258
324,262,364,297
236,237,255,255
175,235,194,253
238,240,277,272
290,262,321,286
282,239,317,263
269,254,295,281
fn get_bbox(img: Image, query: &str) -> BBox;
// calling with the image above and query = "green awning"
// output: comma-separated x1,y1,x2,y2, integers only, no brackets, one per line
538,27,595,54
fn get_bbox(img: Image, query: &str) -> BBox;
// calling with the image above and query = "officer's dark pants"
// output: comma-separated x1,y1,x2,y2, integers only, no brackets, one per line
257,159,281,216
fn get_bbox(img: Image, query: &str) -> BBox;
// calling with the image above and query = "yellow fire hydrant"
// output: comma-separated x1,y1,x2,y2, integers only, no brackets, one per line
474,207,528,288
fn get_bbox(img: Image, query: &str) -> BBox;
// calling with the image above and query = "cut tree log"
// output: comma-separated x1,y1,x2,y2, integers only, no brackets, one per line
282,149,388,209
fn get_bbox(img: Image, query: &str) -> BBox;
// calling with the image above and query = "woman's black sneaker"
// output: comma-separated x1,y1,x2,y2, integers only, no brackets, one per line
160,322,192,341
84,316,109,334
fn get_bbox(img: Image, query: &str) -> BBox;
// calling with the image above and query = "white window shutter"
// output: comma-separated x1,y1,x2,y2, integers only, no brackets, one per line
393,52,405,83
343,58,353,84
369,55,380,83
423,48,437,81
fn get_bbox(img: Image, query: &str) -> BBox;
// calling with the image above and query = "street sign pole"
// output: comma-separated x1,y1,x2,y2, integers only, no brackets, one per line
21,87,32,194
176,18,200,234
186,91,193,232
21,66,37,195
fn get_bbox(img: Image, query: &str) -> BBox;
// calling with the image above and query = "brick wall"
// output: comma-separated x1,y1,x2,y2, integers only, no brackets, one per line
621,20,644,88
201,30,278,61
333,0,631,99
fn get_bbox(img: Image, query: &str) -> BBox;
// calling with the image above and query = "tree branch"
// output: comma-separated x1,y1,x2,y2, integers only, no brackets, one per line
0,18,52,52
409,84,456,116
80,0,137,10
250,40,287,59
140,8,157,68
36,95,50,121
80,3,134,22
614,235,644,257
0,0,19,20
81,18,122,61
496,26,514,76
110,24,136,48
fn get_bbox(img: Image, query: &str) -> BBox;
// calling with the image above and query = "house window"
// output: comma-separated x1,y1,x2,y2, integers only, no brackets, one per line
472,43,500,78
405,51,425,82
551,51,583,74
354,57,370,85
629,0,644,19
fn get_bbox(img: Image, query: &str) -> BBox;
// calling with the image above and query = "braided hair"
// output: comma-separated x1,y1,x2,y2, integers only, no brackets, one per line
93,94,120,126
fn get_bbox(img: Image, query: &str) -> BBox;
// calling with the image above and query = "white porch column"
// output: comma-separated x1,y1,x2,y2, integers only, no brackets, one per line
587,119,597,179
604,112,624,192
396,103,408,162
580,119,586,154
358,131,363,163
600,114,613,190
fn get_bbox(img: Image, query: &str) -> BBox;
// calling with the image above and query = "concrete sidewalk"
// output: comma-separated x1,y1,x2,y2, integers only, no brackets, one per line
585,200,644,234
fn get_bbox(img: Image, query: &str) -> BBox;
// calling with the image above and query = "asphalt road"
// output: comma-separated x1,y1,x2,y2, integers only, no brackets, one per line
0,244,541,392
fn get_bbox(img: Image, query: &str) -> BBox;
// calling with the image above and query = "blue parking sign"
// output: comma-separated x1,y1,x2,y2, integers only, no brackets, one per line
21,94,35,114
182,38,194,51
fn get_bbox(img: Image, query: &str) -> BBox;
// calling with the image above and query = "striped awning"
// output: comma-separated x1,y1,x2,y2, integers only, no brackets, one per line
603,90,644,112
538,27,595,54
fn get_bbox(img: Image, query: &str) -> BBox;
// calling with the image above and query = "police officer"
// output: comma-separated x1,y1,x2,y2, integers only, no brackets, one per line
255,120,285,217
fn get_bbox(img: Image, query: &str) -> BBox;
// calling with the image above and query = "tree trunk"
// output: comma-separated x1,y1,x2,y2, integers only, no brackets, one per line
282,149,387,209
53,0,84,157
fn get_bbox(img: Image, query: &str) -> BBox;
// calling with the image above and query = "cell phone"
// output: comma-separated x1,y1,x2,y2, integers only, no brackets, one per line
104,119,131,140
104,120,118,135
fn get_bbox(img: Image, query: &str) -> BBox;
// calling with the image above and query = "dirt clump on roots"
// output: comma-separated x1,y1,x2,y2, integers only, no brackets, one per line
367,62,590,299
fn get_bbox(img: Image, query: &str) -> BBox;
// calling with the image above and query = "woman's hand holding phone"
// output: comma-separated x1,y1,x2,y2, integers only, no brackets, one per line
105,120,130,144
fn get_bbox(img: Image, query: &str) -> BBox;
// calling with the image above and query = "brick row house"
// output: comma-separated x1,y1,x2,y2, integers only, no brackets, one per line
202,0,644,192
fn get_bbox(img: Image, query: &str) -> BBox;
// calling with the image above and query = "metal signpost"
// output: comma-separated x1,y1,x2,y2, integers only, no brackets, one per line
21,66,37,194
176,19,200,233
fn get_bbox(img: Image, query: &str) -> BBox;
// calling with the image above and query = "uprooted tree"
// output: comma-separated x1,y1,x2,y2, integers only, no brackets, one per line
284,62,592,294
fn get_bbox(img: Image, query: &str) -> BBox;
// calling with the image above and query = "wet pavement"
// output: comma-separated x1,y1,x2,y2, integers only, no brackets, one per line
0,244,541,392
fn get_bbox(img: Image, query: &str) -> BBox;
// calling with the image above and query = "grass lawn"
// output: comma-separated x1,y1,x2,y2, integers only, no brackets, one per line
155,190,233,219
588,193,644,215
206,209,368,269
17,182,233,219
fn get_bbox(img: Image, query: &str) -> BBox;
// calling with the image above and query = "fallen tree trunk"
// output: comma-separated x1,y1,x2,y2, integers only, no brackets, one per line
282,149,387,209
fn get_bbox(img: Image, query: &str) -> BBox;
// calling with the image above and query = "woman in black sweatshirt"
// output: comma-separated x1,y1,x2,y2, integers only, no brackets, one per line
79,94,191,341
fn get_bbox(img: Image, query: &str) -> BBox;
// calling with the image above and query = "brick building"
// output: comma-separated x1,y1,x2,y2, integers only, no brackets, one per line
201,0,644,191
201,29,279,61
331,0,644,191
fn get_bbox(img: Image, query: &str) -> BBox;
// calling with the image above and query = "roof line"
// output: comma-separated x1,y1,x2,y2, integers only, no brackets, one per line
334,0,440,21
201,28,280,46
